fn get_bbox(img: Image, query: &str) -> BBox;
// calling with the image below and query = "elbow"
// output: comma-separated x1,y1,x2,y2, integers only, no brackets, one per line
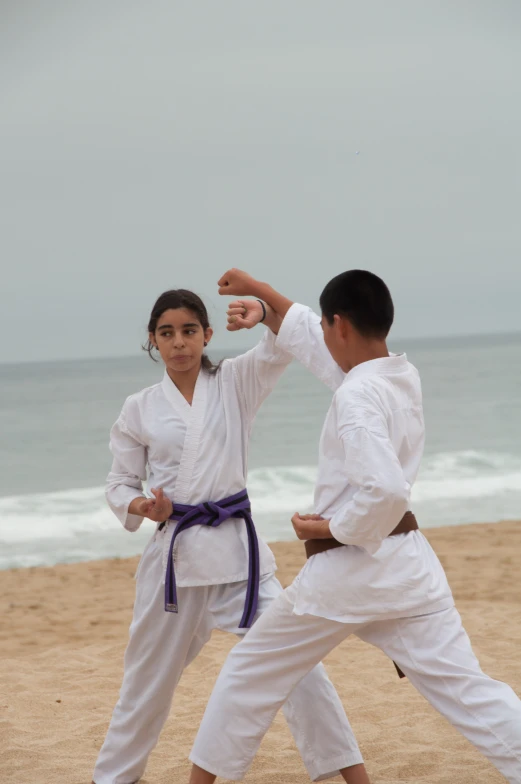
104,483,143,532
104,485,118,514
330,477,410,552
381,478,410,521
124,515,143,533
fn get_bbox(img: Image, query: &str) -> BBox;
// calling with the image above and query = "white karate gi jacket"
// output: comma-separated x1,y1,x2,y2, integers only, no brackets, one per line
276,304,454,623
106,331,292,587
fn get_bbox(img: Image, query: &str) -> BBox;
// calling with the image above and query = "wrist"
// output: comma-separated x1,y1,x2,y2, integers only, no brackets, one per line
256,299,267,322
252,282,294,321
262,304,282,335
128,496,146,516
315,519,332,538
159,499,174,523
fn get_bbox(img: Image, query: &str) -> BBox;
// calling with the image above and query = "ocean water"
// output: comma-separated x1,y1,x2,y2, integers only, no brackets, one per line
1,333,520,570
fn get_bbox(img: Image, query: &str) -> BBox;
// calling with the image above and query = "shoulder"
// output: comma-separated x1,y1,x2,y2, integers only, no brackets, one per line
407,360,422,385
120,382,162,420
334,376,382,408
219,356,234,373
219,353,248,382
124,382,162,405
333,377,388,431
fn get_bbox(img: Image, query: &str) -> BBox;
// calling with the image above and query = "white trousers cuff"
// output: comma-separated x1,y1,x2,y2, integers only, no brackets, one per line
189,748,364,782
310,750,366,781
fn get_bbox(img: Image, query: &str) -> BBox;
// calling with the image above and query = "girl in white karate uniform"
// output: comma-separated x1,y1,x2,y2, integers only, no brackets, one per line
92,289,370,784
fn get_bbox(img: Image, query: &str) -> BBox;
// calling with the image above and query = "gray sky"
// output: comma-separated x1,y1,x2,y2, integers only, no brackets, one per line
1,0,520,363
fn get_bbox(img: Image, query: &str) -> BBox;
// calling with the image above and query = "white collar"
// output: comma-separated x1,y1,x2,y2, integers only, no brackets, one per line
343,353,408,384
161,368,208,422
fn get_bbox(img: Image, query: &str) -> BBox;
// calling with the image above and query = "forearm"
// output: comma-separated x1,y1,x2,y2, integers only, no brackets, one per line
262,303,283,336
326,416,412,552
105,479,146,531
329,476,410,553
128,496,147,516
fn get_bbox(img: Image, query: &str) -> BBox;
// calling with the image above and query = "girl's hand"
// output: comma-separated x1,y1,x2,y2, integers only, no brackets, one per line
226,300,264,331
130,489,173,522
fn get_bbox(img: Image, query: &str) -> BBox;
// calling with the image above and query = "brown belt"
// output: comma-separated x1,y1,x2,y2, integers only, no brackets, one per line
304,511,418,559
304,511,419,680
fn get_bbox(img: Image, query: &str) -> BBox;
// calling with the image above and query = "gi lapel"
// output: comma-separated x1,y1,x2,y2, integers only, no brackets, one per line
173,369,209,504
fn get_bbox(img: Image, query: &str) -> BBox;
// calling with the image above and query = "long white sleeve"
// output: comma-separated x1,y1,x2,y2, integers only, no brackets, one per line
105,401,148,532
275,303,345,392
328,386,411,553
229,328,293,420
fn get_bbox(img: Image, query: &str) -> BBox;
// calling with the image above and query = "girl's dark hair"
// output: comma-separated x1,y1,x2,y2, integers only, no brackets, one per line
143,289,220,373
319,270,394,339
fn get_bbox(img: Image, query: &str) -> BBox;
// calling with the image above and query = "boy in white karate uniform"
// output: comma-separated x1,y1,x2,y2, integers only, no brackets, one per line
187,269,521,784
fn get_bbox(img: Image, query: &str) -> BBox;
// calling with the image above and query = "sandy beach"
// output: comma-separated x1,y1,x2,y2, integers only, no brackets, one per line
1,521,520,784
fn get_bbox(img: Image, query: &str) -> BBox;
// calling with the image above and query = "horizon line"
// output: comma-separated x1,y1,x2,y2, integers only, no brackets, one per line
1,327,520,368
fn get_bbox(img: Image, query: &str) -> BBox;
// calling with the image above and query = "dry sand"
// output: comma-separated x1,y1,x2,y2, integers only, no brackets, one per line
1,521,520,783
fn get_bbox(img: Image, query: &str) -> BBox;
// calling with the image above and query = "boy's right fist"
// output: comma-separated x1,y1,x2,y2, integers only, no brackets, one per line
218,269,259,296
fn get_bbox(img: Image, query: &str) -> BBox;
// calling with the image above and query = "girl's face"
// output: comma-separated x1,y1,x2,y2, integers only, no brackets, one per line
151,308,213,375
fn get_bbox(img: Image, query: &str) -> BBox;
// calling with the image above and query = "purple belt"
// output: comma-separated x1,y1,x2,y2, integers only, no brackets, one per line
159,489,260,628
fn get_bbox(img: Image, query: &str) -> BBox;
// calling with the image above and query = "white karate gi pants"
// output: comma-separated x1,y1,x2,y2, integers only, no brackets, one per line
191,582,521,783
93,539,363,784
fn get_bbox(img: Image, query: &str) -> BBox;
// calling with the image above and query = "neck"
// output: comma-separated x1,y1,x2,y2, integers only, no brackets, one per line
344,339,389,373
167,362,202,404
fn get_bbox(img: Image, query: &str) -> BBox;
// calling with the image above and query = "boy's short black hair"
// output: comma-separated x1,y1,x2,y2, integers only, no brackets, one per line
319,270,394,338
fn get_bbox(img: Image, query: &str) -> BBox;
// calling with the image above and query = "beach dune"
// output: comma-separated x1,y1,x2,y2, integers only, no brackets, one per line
1,521,520,783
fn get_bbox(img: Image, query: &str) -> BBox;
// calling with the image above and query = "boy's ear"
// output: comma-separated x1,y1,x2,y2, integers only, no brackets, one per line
339,315,354,341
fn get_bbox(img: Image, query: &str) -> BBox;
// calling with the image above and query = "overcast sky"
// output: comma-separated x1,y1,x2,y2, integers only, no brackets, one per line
1,0,520,363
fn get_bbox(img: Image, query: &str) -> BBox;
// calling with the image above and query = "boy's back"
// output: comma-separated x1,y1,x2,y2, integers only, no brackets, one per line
277,307,454,623
188,268,521,784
